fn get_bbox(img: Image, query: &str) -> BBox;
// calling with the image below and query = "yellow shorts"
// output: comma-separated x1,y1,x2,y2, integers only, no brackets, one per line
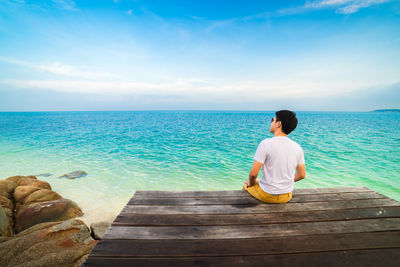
244,179,292,204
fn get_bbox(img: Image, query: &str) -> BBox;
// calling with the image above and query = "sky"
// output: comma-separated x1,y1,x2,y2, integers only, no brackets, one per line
0,0,399,111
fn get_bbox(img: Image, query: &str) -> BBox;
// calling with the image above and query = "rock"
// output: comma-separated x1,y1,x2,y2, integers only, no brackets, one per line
15,199,83,233
22,189,62,206
18,179,51,190
13,186,42,204
75,254,90,266
0,236,10,243
0,180,16,238
0,196,14,211
0,190,11,200
0,180,18,199
6,175,37,184
0,176,97,265
59,171,87,179
0,219,97,267
0,207,13,237
0,180,17,195
90,221,111,240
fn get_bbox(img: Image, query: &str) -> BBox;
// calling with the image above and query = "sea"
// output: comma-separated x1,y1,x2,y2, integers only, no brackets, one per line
0,111,399,225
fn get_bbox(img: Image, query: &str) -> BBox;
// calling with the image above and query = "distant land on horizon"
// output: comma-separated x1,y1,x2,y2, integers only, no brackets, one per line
372,109,400,112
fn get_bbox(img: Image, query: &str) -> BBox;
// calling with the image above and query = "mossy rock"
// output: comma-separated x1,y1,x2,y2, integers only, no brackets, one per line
0,207,13,237
0,219,97,267
15,199,83,233
0,180,17,195
13,186,42,204
0,196,14,211
6,175,37,184
23,189,62,206
17,179,51,190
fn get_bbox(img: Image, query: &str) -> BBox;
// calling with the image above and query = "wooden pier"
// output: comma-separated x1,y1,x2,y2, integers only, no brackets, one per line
83,187,400,266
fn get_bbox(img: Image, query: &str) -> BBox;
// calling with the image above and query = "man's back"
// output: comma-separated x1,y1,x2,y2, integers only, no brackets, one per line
255,136,304,194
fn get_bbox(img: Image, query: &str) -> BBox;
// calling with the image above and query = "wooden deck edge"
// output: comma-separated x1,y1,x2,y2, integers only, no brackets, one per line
134,186,370,194
85,247,400,259
132,187,375,199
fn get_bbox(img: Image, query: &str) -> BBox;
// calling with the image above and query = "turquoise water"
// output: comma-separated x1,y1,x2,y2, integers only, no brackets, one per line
0,111,399,224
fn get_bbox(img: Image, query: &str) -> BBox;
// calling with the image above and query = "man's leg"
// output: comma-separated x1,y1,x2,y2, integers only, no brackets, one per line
244,180,287,203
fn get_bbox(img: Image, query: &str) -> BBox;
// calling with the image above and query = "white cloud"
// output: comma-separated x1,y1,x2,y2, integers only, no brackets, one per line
1,77,387,104
52,0,78,11
0,0,78,12
1,55,398,104
0,0,26,9
279,0,391,15
305,0,390,14
205,18,237,32
126,9,133,16
200,11,272,32
306,0,358,8
0,57,119,80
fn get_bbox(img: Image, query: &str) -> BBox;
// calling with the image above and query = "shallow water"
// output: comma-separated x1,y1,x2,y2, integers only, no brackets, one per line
0,111,399,224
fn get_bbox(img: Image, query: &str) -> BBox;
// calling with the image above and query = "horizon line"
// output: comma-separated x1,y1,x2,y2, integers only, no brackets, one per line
0,109,397,113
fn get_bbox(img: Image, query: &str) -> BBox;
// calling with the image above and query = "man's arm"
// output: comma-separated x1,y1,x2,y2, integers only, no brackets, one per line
294,164,306,182
245,160,263,187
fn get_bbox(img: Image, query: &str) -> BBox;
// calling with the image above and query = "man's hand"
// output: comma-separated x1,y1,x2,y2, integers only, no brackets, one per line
242,179,255,191
294,164,306,182
243,160,263,189
245,179,256,187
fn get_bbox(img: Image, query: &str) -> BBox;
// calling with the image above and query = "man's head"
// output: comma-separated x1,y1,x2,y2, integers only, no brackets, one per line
270,110,298,135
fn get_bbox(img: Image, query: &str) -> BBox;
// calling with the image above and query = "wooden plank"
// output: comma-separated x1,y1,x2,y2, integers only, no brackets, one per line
113,206,400,226
102,218,400,240
83,248,400,267
133,187,371,198
128,191,386,205
121,198,400,214
90,232,400,257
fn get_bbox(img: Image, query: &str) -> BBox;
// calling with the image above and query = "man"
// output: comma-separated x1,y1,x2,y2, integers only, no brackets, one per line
243,110,306,203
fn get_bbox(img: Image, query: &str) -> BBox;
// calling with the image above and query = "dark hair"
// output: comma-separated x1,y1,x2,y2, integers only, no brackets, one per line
275,110,298,135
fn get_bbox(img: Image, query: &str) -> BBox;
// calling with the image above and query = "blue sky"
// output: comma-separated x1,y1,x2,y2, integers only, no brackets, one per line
0,0,399,111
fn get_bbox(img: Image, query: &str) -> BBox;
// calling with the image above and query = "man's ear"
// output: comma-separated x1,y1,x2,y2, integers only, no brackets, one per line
276,121,282,128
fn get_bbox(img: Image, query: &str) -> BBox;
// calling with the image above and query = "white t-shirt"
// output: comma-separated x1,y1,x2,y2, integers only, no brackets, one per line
254,136,305,195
